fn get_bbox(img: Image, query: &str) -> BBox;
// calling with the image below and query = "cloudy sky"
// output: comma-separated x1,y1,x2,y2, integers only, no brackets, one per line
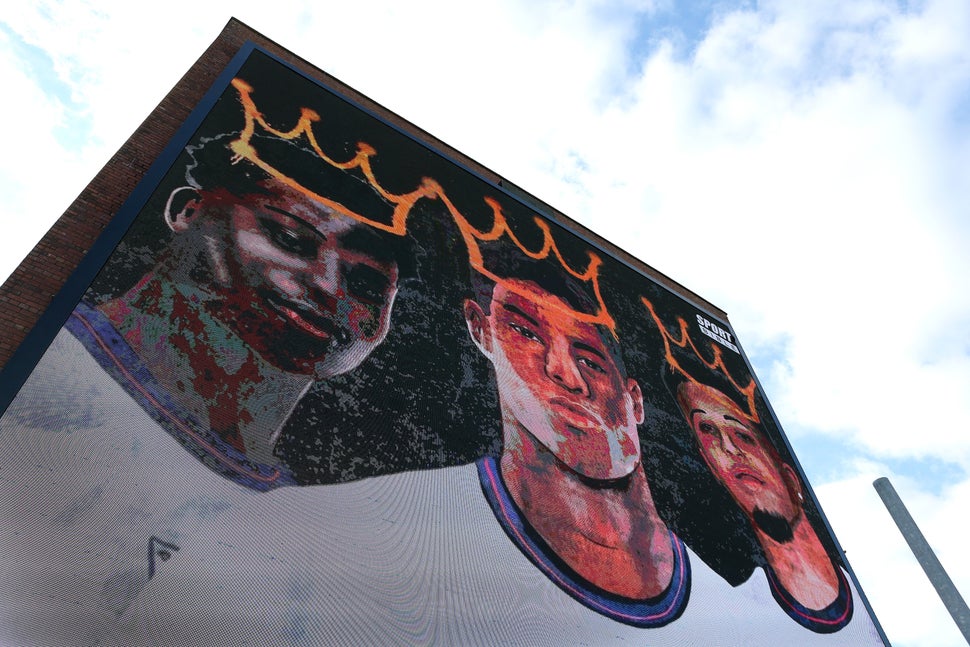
2,1,969,644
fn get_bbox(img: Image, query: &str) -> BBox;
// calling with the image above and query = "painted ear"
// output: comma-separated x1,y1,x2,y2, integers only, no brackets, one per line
781,463,804,506
627,378,645,425
463,299,492,357
164,186,203,233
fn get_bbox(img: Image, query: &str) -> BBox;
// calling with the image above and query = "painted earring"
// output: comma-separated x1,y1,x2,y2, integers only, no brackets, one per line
164,186,199,232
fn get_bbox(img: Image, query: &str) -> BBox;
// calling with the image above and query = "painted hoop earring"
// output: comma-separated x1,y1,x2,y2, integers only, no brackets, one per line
164,186,198,232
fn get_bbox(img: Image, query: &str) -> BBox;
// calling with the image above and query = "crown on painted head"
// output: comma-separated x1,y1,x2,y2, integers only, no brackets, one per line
227,77,617,335
459,203,616,336
226,78,439,235
642,296,760,423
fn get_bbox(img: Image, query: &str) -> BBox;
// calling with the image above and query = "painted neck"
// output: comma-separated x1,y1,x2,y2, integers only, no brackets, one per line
757,512,840,610
499,414,673,599
99,272,312,465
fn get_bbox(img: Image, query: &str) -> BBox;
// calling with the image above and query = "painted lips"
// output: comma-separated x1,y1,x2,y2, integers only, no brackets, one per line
549,397,601,427
732,468,765,487
266,296,340,342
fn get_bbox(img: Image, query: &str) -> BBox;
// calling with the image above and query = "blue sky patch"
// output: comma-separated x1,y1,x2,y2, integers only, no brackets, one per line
787,430,966,498
0,21,92,149
880,456,967,497
628,0,746,64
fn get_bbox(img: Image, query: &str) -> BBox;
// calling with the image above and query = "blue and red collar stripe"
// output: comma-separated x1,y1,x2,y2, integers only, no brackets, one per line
66,301,295,491
764,561,853,633
477,456,690,627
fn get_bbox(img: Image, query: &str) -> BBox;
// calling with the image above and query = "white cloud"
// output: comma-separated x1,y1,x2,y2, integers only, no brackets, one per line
500,0,970,466
0,26,90,282
816,465,970,647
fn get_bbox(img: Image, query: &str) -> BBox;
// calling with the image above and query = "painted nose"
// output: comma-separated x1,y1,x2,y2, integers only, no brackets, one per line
304,252,341,312
544,339,588,396
720,432,742,456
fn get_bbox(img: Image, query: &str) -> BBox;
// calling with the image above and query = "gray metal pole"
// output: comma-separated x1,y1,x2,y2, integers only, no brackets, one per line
873,477,970,644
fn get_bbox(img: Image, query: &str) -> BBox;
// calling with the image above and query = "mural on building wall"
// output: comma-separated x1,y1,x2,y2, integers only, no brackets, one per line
0,48,885,645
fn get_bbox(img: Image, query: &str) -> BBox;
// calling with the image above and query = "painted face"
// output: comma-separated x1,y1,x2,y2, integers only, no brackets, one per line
184,178,399,379
473,280,643,480
678,382,799,522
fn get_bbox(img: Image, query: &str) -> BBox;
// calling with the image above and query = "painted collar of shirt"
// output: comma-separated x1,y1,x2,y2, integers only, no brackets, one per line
477,456,690,627
763,560,853,633
67,300,297,491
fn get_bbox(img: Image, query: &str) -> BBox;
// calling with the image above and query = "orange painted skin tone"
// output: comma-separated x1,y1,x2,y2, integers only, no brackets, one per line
465,279,673,599
678,382,839,609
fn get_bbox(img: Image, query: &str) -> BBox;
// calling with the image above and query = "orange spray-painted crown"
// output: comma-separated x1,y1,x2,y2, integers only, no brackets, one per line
642,296,760,424
226,77,616,336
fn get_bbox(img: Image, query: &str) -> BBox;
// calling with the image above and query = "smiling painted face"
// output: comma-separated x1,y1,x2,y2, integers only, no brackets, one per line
175,178,399,379
466,279,644,480
678,381,800,524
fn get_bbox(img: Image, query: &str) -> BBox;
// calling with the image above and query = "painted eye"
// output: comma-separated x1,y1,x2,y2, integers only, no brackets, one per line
508,322,542,343
698,421,717,436
344,263,391,305
258,217,318,258
577,356,605,374
736,431,757,446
